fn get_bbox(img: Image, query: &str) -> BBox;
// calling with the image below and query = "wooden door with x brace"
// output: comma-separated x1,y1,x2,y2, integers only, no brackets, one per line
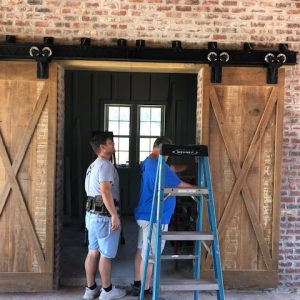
0,61,57,291
200,67,285,288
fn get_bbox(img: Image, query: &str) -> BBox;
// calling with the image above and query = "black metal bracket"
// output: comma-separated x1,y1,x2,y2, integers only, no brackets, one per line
264,52,286,84
136,39,146,51
0,35,297,82
207,42,230,83
172,40,182,52
29,45,53,79
6,35,16,43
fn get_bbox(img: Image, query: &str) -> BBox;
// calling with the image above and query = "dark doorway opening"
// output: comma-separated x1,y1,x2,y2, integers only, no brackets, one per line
61,70,197,285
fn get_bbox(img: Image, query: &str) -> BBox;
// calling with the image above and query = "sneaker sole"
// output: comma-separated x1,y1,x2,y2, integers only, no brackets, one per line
99,292,126,300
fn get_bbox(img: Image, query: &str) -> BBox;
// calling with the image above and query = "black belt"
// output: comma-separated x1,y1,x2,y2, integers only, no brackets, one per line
86,195,119,217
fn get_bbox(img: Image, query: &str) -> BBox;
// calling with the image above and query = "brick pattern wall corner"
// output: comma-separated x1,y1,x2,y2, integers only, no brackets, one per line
279,48,300,289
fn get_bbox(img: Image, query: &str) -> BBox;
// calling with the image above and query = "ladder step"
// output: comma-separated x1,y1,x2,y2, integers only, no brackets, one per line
162,231,214,241
164,187,208,196
150,255,199,260
160,279,219,291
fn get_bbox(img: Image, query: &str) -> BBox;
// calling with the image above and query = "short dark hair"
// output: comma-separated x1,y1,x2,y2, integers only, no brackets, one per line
153,137,172,148
89,131,113,155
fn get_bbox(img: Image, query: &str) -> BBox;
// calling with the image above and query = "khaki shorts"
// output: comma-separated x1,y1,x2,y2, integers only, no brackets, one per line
137,220,168,263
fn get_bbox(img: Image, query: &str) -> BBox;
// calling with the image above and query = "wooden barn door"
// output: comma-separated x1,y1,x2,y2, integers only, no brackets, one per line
200,67,284,288
0,61,57,291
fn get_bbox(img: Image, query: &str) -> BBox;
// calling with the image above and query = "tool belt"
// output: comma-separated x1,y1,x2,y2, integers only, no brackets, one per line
86,195,118,217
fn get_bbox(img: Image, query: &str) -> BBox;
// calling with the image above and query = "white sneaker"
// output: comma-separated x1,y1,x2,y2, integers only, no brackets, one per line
99,286,126,300
83,286,100,300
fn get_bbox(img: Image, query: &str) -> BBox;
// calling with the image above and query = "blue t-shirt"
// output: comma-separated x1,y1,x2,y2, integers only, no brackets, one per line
134,157,181,224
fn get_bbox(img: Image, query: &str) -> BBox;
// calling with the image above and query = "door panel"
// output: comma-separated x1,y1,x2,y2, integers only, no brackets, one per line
200,67,284,288
0,61,57,291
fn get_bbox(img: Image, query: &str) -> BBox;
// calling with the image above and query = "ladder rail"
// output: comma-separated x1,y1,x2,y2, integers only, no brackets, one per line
194,157,204,300
153,155,165,300
204,157,225,300
139,163,160,300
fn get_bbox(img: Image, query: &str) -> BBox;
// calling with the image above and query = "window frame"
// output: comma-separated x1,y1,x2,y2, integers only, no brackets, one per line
104,104,132,167
103,103,166,166
136,104,166,164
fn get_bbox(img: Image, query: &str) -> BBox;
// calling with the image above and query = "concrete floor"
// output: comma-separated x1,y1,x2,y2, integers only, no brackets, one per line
1,217,299,299
60,216,194,286
0,288,299,300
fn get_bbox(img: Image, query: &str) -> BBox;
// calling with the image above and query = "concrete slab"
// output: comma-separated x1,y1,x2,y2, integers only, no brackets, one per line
0,287,299,300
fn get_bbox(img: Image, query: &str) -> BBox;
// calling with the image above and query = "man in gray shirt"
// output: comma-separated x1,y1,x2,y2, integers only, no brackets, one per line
83,132,126,300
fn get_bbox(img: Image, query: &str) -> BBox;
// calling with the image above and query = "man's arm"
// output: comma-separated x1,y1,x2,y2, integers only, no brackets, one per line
165,163,195,188
100,181,120,230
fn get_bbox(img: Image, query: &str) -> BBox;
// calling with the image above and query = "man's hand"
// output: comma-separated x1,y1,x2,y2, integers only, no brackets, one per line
111,214,121,231
100,181,120,230
178,181,194,188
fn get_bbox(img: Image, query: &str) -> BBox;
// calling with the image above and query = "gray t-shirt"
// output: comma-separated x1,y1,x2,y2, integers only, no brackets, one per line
85,157,120,203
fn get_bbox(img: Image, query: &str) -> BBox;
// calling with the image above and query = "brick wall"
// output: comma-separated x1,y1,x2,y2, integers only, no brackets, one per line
1,0,300,289
280,55,300,288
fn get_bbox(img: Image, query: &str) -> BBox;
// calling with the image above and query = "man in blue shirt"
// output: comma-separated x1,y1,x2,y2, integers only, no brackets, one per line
132,137,193,298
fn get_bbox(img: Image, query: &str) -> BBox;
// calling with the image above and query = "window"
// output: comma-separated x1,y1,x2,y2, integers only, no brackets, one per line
105,105,131,166
104,104,165,166
138,105,165,162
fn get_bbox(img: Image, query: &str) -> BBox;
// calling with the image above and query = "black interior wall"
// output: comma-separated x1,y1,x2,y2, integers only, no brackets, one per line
64,71,197,220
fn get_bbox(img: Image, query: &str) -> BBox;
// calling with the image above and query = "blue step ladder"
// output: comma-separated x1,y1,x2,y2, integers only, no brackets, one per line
140,144,225,300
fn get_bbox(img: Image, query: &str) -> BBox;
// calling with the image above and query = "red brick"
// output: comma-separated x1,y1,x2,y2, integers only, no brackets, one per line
176,6,192,11
231,8,246,13
157,5,172,11
222,1,237,5
85,2,99,8
184,0,199,4
27,0,42,4
46,1,61,6
45,28,62,34
239,15,254,20
15,20,31,26
73,22,88,28
64,1,81,6
82,16,98,22
203,0,219,4
213,7,229,12
63,15,78,21
165,12,181,18
213,34,227,40
34,21,50,27
61,8,71,13
111,10,127,16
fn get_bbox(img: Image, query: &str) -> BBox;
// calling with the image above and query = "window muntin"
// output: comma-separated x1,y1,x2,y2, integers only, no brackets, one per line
105,105,131,166
138,105,165,163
